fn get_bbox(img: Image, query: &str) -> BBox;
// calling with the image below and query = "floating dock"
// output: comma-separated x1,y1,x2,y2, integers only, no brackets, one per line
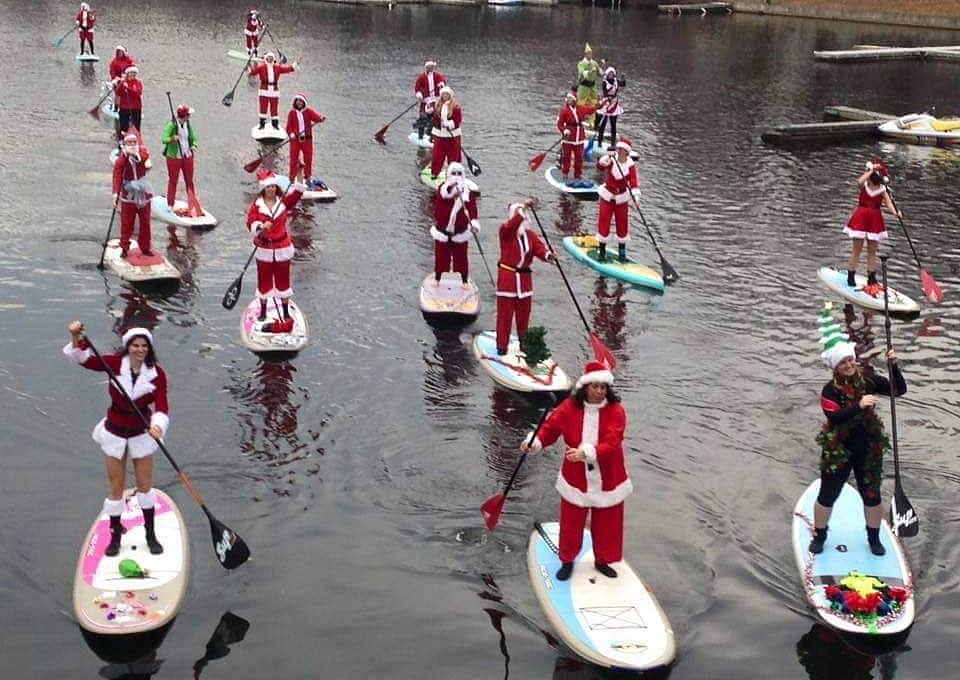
658,2,732,15
822,106,896,122
814,45,960,62
761,107,896,146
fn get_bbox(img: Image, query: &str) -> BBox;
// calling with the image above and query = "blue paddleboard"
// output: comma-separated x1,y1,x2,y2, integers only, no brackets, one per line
562,236,664,292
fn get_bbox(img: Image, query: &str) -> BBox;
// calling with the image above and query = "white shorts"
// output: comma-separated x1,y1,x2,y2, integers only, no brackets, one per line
92,418,157,460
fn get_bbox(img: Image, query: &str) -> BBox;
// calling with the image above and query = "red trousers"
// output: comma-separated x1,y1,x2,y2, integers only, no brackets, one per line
430,136,462,178
258,96,280,120
495,296,532,352
289,139,314,180
559,499,624,564
246,34,260,51
597,200,629,243
120,202,151,253
560,142,584,179
434,240,468,282
256,259,292,298
165,156,196,207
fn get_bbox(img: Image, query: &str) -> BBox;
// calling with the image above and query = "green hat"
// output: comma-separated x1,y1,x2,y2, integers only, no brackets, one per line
818,302,856,368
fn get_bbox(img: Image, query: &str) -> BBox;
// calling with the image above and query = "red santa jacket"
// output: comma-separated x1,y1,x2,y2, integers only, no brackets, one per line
64,340,169,439
286,107,326,139
76,9,96,31
496,210,550,298
414,71,447,106
431,102,462,139
533,397,632,508
556,103,597,145
597,154,639,203
250,62,296,96
245,14,264,37
112,148,152,205
114,78,143,111
431,178,479,244
246,190,303,260
109,53,135,80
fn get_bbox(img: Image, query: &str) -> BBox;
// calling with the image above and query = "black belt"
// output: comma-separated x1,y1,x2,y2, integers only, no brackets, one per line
257,234,286,245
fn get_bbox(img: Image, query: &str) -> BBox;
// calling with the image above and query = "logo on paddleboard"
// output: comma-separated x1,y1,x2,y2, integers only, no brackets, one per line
610,640,647,653
215,529,236,563
892,506,917,534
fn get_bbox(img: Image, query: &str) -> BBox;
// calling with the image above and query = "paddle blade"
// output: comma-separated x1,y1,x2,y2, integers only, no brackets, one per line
921,269,943,303
589,332,617,371
890,485,919,538
88,105,101,121
373,128,387,144
465,152,482,177
54,37,64,48
243,155,263,173
480,493,506,531
528,152,547,172
221,92,235,107
222,277,242,310
660,256,680,285
210,517,251,570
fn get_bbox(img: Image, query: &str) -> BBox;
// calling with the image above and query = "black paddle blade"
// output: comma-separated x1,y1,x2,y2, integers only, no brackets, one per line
221,92,235,107
890,486,919,538
660,258,680,285
465,153,482,177
221,278,242,309
210,517,251,570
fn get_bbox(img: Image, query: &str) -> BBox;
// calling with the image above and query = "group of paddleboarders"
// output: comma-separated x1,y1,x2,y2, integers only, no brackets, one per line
412,59,465,182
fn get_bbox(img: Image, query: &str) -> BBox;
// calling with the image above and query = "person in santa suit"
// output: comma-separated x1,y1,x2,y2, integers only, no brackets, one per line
495,198,555,356
113,65,144,140
429,86,463,181
556,91,598,187
431,162,479,287
285,92,326,188
246,170,306,322
413,58,446,140
521,361,631,581
108,45,134,81
64,322,170,557
595,66,625,151
844,159,901,291
113,130,154,258
250,52,298,131
160,104,202,215
596,137,641,263
76,3,96,56
244,8,266,57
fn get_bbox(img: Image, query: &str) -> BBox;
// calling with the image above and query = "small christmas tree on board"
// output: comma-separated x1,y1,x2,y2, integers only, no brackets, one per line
523,326,551,368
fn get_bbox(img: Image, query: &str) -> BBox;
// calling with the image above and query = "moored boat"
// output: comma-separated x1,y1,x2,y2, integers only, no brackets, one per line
878,113,960,147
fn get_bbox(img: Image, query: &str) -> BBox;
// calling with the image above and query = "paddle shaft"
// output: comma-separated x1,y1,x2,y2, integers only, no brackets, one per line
885,190,921,269
472,233,496,288
529,207,594,337
261,22,286,61
529,137,563,171
245,137,292,172
97,204,118,269
223,52,254,105
56,26,75,44
89,87,114,117
880,257,904,483
500,403,555,503
375,101,418,138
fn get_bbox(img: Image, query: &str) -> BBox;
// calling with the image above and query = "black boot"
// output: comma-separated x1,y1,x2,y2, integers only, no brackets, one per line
281,301,289,319
143,507,164,555
595,562,618,578
618,244,627,263
258,299,267,321
556,562,574,581
105,516,123,557
808,527,827,554
258,118,266,130
867,527,885,556
867,271,878,286
598,243,607,262
272,120,280,130
847,269,856,287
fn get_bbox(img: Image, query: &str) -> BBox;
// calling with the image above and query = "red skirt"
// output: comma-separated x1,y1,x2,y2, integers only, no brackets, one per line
844,207,887,241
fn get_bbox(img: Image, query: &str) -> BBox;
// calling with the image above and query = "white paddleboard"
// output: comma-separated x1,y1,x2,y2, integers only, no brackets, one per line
251,125,286,144
408,131,434,149
528,522,676,670
472,330,571,394
77,53,100,62
274,174,338,202
240,297,309,353
792,480,915,636
419,272,479,322
227,49,264,64
102,238,181,283
817,266,920,314
74,489,189,636
102,101,119,121
109,148,120,166
150,197,218,229
545,166,600,199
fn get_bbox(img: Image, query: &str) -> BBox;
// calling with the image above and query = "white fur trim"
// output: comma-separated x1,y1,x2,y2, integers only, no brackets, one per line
136,489,157,510
864,182,887,198
555,473,634,508
576,369,614,390
255,244,295,262
842,226,888,242
117,355,158,402
258,90,281,98
821,341,857,368
92,419,158,459
103,497,125,517
122,327,152,347
470,218,480,233
439,86,453,97
63,342,92,364
150,411,169,437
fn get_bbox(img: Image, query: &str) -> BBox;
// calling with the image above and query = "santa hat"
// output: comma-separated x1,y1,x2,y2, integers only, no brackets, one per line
584,43,593,55
122,327,153,348
115,45,126,53
80,2,90,10
605,66,616,76
565,90,577,102
264,51,276,61
616,137,633,152
124,65,139,76
293,92,308,105
439,85,453,98
446,162,465,176
424,57,437,68
257,169,282,188
122,132,139,143
818,303,857,369
576,360,614,391
176,104,193,118
507,202,526,218
865,158,891,180
249,8,258,14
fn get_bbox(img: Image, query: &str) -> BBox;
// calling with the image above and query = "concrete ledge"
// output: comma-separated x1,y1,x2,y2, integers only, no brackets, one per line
735,2,960,31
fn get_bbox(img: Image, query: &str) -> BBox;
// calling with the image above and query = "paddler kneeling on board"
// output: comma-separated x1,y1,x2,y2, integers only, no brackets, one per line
432,162,480,289
843,159,900,293
811,320,906,556
113,129,154,258
521,361,632,581
246,170,305,323
64,323,169,556
596,137,640,263
495,198,555,356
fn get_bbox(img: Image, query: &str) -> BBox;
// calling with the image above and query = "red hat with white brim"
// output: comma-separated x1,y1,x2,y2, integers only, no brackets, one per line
616,137,633,152
439,86,453,97
176,105,193,117
122,327,153,347
257,169,282,188
424,58,437,68
124,65,139,75
575,360,614,390
293,92,308,105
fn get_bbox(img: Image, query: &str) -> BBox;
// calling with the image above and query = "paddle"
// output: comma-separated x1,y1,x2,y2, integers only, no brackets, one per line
584,112,606,157
261,23,288,64
472,232,496,288
88,85,114,121
81,336,251,569
528,137,562,173
222,52,254,107
192,611,251,679
243,137,291,173
481,396,556,532
222,248,257,310
880,256,919,538
373,101,419,143
529,207,617,369
97,204,118,270
463,149,482,177
612,155,680,285
165,92,203,218
887,189,943,303
54,26,75,49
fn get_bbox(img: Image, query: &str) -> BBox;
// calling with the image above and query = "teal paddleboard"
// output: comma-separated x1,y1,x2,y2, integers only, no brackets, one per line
562,236,664,292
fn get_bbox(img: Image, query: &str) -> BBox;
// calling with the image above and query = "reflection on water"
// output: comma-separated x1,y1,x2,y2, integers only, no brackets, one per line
590,278,628,352
795,623,875,680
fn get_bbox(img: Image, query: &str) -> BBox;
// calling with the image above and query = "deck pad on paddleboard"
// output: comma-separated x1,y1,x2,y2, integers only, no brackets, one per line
102,239,181,283
420,165,445,189
151,197,218,228
562,235,664,292
528,522,676,670
545,166,599,199
251,125,286,144
240,297,309,353
74,489,189,636
274,174,339,202
817,267,919,314
419,272,479,320
792,480,915,635
472,331,571,393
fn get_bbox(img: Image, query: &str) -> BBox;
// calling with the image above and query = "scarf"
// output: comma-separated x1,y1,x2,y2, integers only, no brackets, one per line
815,367,889,478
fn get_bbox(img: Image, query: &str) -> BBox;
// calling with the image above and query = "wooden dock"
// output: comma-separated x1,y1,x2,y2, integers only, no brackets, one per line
814,45,960,62
761,121,882,147
822,106,896,123
658,2,732,16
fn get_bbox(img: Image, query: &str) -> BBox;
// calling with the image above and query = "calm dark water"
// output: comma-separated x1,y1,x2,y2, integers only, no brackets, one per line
2,1,960,678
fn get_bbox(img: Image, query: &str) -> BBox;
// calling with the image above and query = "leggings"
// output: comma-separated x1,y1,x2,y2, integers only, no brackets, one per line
817,448,882,508
118,109,142,137
596,115,618,148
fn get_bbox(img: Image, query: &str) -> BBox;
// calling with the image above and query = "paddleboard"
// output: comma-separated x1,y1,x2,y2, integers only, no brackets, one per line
792,480,915,636
583,144,639,163
472,330,571,394
109,148,120,166
150,197,218,229
528,521,676,670
102,239,182,284
545,166,600,199
419,272,479,323
102,101,119,121
227,49,264,64
817,267,920,315
240,297,309,353
74,489,189,637
77,53,100,62
274,174,339,202
562,235,665,292
420,165,445,189
408,131,434,149
251,125,286,144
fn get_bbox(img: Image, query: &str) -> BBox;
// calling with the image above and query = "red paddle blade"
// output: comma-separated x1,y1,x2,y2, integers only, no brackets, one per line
528,152,547,172
373,128,387,144
88,106,101,121
921,269,943,303
243,156,262,173
480,494,506,531
589,332,617,370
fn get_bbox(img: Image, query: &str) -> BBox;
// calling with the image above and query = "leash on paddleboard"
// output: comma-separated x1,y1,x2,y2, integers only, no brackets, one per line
880,255,919,538
79,335,252,569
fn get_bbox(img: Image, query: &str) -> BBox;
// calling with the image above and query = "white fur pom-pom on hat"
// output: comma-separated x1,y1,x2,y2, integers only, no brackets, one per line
507,202,526,218
122,327,153,348
575,360,614,391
